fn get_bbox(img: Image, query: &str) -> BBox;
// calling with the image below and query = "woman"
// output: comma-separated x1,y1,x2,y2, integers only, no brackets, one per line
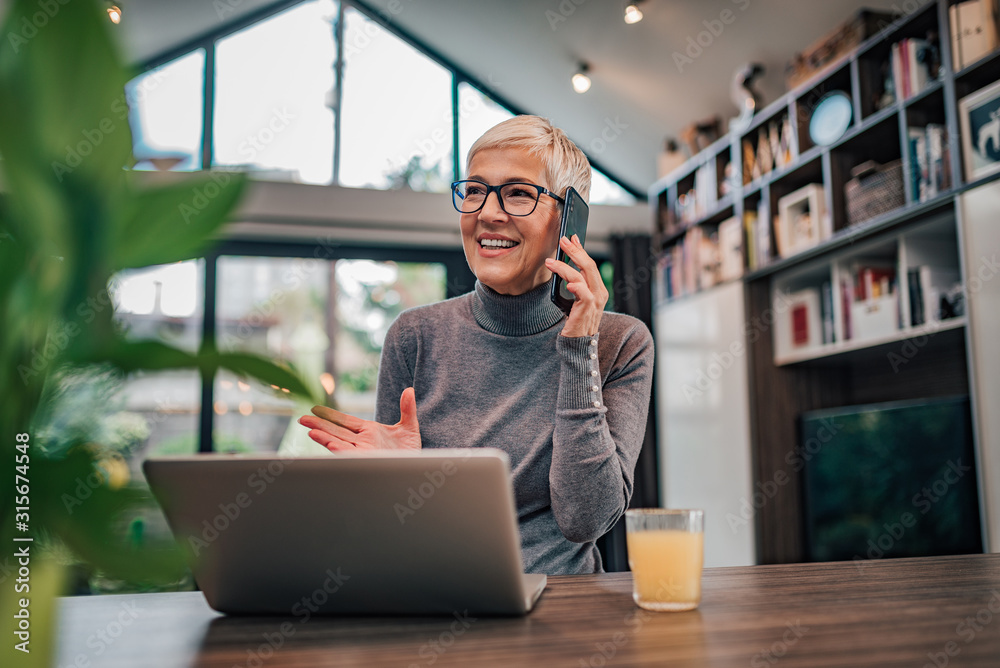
299,115,654,575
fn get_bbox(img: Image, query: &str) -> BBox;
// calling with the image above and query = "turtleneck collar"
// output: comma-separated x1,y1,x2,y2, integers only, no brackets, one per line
472,279,565,336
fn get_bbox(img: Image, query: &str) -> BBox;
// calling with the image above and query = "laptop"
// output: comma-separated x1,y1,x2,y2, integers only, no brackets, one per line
143,448,546,616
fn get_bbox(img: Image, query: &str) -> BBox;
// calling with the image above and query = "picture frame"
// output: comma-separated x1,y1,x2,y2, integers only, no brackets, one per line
775,183,829,258
959,79,1000,182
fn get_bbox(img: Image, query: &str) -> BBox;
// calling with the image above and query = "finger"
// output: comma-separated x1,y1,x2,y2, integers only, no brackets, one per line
398,387,419,429
545,256,586,285
299,415,361,445
306,429,357,451
310,404,366,433
558,236,604,288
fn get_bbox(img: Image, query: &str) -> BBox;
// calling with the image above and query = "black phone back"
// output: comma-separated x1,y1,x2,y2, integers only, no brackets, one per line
550,186,589,315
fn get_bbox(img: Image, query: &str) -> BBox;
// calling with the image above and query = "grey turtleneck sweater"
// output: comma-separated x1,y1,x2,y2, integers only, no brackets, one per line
374,280,654,575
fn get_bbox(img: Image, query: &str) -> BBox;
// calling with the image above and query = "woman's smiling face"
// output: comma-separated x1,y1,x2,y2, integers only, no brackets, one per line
460,147,562,295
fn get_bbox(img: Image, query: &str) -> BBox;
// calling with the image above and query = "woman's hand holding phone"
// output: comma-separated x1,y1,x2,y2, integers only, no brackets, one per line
545,234,609,338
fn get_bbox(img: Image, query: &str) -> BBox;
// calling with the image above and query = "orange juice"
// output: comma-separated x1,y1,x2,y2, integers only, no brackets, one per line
626,529,704,611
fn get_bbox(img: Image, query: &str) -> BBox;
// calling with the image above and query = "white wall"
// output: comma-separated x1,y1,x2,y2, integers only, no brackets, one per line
655,281,756,567
959,181,1000,554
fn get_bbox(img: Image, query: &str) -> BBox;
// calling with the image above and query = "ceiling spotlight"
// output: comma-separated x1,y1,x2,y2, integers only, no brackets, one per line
106,3,122,24
571,63,591,94
624,2,644,24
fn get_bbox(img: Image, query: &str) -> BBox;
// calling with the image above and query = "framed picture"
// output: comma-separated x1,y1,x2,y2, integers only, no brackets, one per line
959,79,1000,182
775,183,829,257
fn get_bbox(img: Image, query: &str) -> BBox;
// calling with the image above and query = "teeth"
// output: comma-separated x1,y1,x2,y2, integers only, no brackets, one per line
481,239,518,248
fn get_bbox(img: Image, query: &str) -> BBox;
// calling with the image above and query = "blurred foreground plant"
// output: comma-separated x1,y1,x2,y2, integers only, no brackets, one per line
0,1,317,665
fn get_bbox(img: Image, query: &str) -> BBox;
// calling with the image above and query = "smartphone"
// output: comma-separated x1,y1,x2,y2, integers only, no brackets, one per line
549,186,589,316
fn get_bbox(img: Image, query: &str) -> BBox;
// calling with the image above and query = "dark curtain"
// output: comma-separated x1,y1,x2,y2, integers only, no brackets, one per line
597,233,660,572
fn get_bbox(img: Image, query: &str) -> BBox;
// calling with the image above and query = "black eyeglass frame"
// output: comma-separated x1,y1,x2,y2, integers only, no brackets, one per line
450,179,565,216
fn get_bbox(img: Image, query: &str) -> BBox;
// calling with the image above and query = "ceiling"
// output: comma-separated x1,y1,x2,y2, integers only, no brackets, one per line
6,0,905,193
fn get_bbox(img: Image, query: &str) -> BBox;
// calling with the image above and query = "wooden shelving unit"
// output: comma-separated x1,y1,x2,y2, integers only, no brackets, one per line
650,0,999,564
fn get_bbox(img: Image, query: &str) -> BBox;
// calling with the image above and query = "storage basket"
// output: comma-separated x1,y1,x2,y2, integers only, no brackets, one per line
845,159,904,226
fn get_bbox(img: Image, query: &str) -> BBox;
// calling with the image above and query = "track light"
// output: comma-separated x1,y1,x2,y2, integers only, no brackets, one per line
571,63,591,94
624,2,644,24
106,3,122,24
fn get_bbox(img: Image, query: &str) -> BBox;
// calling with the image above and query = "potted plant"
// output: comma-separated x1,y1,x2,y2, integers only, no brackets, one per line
0,1,317,665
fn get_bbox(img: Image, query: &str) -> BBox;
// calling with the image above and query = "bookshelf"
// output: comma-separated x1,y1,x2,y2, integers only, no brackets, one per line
651,0,1000,564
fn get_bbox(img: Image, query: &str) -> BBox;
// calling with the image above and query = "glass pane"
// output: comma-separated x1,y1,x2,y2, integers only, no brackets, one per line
128,49,205,171
110,260,204,468
457,82,514,177
590,168,637,206
215,255,446,453
338,7,452,192
213,0,337,184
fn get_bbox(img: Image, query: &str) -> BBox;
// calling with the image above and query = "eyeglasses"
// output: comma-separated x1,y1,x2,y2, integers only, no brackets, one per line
451,179,564,216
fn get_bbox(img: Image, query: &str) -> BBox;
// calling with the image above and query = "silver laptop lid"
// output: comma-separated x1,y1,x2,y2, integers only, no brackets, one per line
143,449,542,616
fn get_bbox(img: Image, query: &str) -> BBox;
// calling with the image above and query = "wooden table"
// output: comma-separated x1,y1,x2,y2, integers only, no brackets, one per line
57,554,1000,667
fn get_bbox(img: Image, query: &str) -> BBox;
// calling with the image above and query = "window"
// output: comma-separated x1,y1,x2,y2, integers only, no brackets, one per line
213,0,337,184
590,168,638,206
214,254,446,453
457,82,515,176
337,7,453,192
111,260,205,465
128,50,205,171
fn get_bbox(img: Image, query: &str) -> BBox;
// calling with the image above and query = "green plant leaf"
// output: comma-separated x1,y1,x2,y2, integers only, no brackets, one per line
33,448,188,584
209,350,321,404
114,172,248,270
0,0,133,193
82,339,319,403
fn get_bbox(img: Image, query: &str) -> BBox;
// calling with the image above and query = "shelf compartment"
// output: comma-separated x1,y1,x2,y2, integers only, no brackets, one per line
794,64,855,155
829,113,903,233
774,316,966,365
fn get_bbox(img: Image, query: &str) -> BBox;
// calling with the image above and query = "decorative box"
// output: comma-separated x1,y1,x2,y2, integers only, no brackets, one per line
845,159,905,226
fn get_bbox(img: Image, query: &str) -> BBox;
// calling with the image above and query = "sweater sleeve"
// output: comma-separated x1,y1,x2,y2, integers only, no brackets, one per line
373,314,416,426
549,320,654,543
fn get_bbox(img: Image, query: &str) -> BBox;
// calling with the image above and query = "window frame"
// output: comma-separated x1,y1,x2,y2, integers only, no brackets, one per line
134,0,643,198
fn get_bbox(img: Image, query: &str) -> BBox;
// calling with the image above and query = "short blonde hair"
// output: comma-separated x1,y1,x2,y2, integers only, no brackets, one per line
466,115,592,203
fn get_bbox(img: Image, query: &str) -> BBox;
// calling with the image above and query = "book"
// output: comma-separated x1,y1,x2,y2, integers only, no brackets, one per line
717,216,744,282
951,0,1000,70
821,281,835,344
783,288,823,351
744,209,758,271
907,125,952,203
